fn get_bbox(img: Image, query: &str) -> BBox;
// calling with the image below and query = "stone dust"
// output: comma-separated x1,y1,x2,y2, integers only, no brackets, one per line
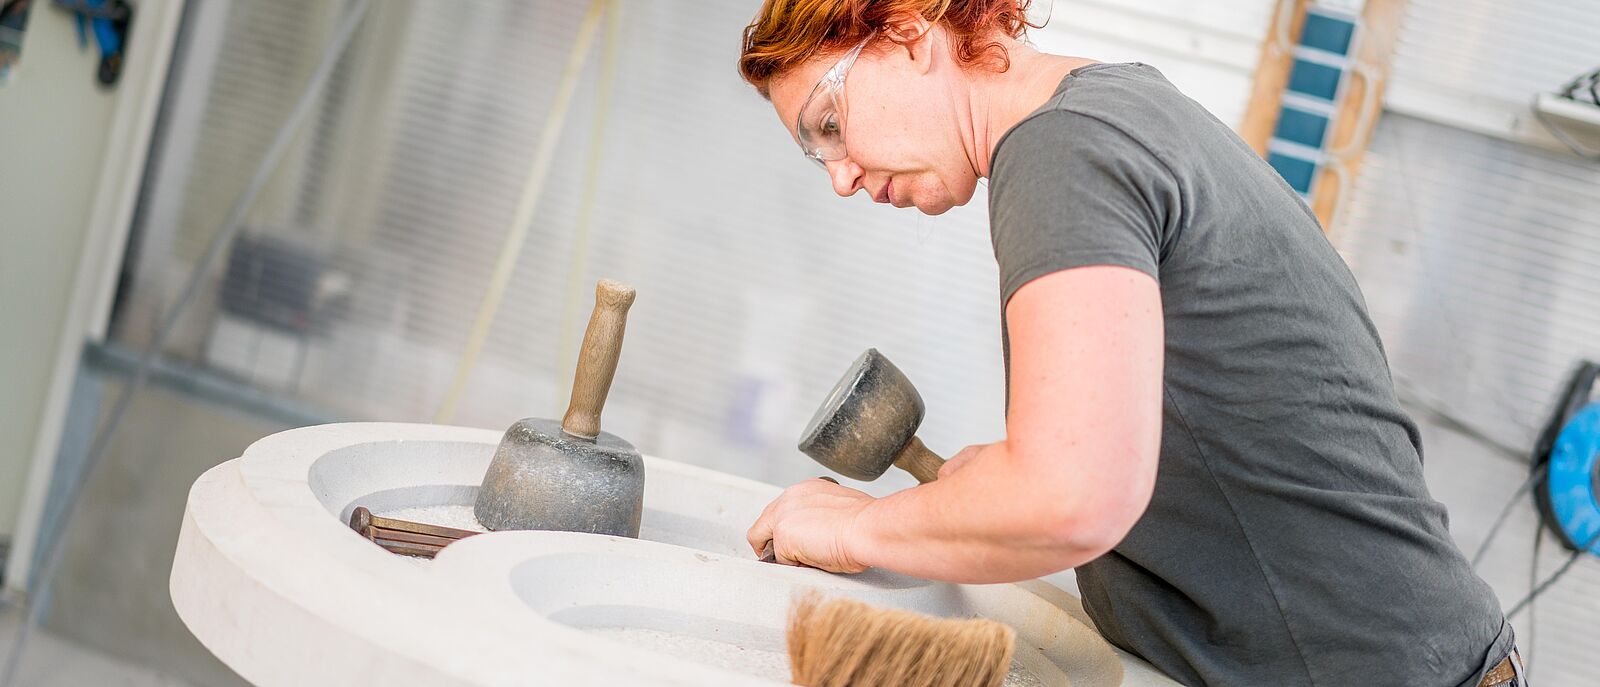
378,504,488,533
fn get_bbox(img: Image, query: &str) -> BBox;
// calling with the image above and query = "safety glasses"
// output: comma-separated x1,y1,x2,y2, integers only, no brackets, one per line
795,35,872,167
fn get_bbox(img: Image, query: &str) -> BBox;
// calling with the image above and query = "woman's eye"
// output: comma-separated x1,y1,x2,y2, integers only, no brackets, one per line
821,114,840,136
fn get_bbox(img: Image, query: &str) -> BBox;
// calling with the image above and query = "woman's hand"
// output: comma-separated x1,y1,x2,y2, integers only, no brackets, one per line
747,478,875,573
937,442,996,479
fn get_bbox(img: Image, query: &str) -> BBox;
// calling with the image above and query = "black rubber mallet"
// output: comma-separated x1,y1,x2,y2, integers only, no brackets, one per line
798,348,944,484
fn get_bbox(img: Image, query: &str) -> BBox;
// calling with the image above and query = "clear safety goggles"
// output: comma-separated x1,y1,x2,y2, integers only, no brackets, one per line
796,35,872,167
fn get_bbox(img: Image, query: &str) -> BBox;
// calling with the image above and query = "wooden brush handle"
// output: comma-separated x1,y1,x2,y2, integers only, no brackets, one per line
892,436,944,484
562,279,636,439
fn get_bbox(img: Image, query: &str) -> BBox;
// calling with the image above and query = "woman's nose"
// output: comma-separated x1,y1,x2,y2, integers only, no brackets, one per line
826,159,864,198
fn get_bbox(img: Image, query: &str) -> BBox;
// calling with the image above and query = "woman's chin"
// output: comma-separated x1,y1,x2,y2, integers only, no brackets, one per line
903,176,973,215
926,178,980,214
913,189,962,215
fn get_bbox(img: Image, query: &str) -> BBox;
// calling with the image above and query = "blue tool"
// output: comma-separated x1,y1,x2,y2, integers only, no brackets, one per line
1533,361,1600,555
53,0,130,86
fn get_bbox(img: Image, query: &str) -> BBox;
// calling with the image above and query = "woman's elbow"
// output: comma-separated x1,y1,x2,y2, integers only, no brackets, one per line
1065,495,1149,559
1037,458,1157,560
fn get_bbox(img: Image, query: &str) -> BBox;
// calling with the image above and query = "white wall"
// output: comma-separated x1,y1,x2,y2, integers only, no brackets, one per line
0,0,180,591
1340,111,1600,686
1382,0,1599,152
1338,3,1600,676
112,0,1280,503
1032,0,1273,129
0,3,125,544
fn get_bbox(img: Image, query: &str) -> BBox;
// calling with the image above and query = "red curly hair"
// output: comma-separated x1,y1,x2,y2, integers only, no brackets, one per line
739,0,1038,98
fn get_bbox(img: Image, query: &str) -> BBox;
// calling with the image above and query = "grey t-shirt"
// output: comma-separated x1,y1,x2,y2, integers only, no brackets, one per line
988,63,1512,687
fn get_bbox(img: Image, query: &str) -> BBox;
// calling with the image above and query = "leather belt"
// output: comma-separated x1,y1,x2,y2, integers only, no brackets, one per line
1477,654,1517,687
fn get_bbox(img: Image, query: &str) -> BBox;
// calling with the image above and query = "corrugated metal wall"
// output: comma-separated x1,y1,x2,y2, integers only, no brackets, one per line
116,0,1268,493
1033,0,1271,128
120,0,1009,491
1341,113,1600,687
1383,0,1598,145
1338,0,1600,682
1342,117,1600,450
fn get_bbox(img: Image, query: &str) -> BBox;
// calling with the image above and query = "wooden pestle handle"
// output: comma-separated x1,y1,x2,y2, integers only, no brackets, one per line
561,279,636,439
891,436,945,484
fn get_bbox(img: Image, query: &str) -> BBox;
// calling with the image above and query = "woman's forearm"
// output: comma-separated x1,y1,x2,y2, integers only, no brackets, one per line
843,441,1128,584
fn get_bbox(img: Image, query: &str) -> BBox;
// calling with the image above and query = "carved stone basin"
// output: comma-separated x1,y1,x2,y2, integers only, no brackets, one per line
171,423,1179,686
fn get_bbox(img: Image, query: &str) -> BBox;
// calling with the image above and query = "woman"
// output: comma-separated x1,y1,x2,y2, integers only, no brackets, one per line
737,2,1521,686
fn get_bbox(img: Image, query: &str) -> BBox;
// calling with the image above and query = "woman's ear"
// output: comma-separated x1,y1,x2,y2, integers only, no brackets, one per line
883,11,935,73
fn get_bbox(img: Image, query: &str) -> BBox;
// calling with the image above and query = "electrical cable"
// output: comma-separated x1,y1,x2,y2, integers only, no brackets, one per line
1399,367,1591,680
1505,527,1600,621
1526,520,1541,681
0,1,372,684
1393,376,1531,464
1469,463,1547,569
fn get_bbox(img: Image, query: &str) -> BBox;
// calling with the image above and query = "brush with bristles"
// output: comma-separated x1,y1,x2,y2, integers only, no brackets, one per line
786,591,1017,687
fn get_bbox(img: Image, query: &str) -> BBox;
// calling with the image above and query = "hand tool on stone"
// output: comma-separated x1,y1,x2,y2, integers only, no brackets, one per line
797,348,945,484
347,506,479,559
758,477,838,564
474,279,645,537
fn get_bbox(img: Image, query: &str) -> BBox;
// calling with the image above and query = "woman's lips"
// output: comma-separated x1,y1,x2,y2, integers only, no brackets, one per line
872,178,903,206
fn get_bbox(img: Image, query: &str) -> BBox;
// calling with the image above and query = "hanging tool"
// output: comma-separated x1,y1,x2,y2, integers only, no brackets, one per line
53,0,131,86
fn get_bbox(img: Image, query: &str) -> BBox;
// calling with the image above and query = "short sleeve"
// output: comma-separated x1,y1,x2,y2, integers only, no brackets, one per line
987,109,1183,306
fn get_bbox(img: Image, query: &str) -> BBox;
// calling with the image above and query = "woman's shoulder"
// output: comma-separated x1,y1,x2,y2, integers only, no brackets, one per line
991,64,1177,168
1040,62,1195,132
991,62,1226,179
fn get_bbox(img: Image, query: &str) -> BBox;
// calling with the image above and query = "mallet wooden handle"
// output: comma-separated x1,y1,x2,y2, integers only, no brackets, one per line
562,279,636,440
892,436,944,484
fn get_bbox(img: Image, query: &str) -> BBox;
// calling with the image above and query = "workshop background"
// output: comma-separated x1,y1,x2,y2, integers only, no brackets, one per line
1,0,1597,685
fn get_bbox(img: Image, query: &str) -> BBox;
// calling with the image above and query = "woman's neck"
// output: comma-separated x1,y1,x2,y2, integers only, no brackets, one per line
966,42,1093,178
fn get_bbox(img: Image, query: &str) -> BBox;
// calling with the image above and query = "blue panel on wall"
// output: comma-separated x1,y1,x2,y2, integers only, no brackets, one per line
1268,152,1318,194
1274,107,1331,149
1300,12,1356,56
1287,59,1343,101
